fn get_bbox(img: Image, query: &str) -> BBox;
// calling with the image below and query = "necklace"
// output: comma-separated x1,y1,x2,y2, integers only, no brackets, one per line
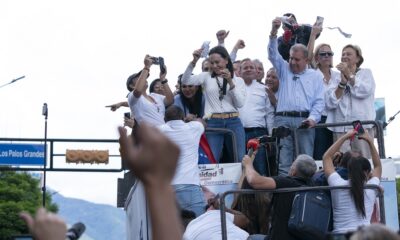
215,77,225,101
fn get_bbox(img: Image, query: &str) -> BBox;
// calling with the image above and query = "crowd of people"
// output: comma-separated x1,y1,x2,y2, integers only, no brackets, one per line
19,13,392,240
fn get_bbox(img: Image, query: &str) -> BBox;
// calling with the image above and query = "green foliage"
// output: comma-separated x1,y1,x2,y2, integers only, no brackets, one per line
0,171,58,240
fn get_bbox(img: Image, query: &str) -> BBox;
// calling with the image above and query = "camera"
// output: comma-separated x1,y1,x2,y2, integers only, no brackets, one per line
124,112,131,119
150,56,166,74
150,57,160,65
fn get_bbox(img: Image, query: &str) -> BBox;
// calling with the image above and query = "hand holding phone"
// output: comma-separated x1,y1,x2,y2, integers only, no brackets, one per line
352,120,365,134
316,16,324,27
124,112,131,119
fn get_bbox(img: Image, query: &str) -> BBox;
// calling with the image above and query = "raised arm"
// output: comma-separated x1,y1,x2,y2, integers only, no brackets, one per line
133,55,153,98
181,48,203,85
230,39,245,62
358,132,382,179
118,125,182,240
159,65,174,106
323,130,357,176
307,24,323,66
242,154,276,189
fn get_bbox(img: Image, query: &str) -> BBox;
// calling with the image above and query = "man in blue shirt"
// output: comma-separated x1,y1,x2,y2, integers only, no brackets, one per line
268,17,325,176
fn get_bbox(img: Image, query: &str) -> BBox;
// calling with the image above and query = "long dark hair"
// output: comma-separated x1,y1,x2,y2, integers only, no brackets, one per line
348,156,372,218
208,45,234,77
208,46,234,98
149,79,161,93
177,75,203,117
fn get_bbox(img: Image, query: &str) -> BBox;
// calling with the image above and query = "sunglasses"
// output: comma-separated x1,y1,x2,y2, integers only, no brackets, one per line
318,52,334,57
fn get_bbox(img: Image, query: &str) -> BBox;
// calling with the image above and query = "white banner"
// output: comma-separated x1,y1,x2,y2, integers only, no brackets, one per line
198,163,242,207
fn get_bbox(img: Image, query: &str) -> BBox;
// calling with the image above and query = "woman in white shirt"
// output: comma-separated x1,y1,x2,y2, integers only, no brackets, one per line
127,55,174,126
323,130,382,234
181,46,246,162
325,45,376,158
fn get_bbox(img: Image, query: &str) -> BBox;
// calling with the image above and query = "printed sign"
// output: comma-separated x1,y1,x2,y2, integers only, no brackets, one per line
199,163,242,207
0,143,45,165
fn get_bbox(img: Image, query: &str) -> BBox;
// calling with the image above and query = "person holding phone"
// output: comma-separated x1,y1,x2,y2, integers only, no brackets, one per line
180,45,246,163
323,130,381,234
325,45,376,158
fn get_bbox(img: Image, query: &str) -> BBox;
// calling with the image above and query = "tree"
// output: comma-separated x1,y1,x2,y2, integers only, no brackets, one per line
0,170,58,240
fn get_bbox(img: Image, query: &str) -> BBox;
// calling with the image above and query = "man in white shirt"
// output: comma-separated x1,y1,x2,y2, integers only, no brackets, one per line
158,105,206,217
238,58,275,176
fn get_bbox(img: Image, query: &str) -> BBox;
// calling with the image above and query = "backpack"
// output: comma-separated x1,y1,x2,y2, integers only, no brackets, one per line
288,190,332,240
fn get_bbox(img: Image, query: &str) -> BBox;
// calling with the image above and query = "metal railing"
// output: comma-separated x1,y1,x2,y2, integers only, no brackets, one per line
293,120,385,158
219,185,385,240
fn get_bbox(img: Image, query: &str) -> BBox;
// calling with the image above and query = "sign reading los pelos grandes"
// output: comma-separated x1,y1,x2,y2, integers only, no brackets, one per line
0,143,45,165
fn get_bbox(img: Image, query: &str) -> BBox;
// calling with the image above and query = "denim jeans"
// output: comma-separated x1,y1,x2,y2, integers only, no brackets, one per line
205,116,245,163
173,184,206,217
275,116,315,176
245,128,269,176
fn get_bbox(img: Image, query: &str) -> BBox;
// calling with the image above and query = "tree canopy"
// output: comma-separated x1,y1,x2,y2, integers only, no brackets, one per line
0,170,58,240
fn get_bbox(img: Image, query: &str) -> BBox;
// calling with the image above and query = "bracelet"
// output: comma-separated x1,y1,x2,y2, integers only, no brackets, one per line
338,83,346,89
143,67,150,71
161,79,168,84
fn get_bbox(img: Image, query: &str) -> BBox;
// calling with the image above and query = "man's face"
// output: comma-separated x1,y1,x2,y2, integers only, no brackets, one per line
266,70,279,92
289,49,307,74
253,62,265,81
239,60,256,82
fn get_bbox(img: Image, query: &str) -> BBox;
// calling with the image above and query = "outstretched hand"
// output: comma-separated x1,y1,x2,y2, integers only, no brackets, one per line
118,124,180,187
20,208,67,240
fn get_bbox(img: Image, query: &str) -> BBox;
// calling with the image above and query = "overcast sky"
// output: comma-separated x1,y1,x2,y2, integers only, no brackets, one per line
2,0,400,205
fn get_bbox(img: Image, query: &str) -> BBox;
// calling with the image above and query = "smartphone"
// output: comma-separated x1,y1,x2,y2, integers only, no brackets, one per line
159,57,166,74
316,16,324,27
124,112,131,119
352,120,365,134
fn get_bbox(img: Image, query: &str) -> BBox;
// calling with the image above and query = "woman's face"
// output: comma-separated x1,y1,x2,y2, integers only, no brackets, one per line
341,47,360,68
265,70,279,92
181,84,199,99
152,81,164,95
209,53,228,76
316,45,333,68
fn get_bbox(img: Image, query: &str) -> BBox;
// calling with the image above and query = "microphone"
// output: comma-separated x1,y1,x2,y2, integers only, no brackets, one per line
246,139,260,157
66,222,86,240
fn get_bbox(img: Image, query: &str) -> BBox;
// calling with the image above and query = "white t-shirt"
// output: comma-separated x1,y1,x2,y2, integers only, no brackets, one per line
127,92,165,126
328,172,380,233
183,210,249,240
238,80,274,133
158,120,204,185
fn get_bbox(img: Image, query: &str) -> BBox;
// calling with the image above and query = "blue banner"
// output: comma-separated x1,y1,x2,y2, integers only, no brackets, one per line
0,143,45,165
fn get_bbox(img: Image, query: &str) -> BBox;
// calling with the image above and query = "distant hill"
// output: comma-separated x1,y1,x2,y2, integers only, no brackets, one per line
52,193,126,240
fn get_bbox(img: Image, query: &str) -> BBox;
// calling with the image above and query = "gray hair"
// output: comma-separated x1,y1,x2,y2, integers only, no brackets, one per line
290,44,309,59
293,154,316,179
